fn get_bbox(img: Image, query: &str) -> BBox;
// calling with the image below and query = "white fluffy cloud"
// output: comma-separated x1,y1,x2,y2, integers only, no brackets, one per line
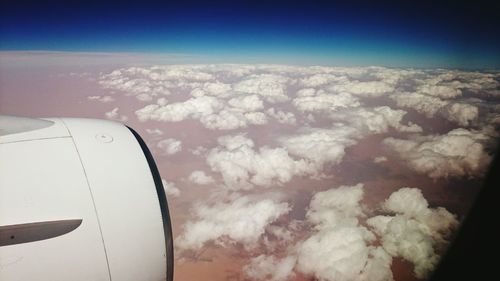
367,187,458,279
175,194,291,251
135,96,224,123
299,73,347,87
145,128,163,137
244,255,296,281
157,138,182,155
292,91,360,113
200,108,268,130
330,81,395,97
418,84,462,99
104,107,128,122
280,126,358,171
234,74,290,103
188,170,215,185
390,92,480,126
329,106,423,134
227,94,264,112
266,108,297,125
244,185,458,281
206,134,315,189
87,95,115,103
383,128,491,178
390,92,448,118
296,184,394,281
92,64,500,281
162,178,181,197
441,102,479,126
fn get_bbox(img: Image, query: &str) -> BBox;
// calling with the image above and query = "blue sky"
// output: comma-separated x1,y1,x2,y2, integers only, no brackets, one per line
1,0,499,68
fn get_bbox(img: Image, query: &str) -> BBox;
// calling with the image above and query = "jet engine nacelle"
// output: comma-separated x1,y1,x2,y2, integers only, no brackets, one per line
0,116,173,281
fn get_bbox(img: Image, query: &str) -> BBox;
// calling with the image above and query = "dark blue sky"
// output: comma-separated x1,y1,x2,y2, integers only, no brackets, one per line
1,0,499,68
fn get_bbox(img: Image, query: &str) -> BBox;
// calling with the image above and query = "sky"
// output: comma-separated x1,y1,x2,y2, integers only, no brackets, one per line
1,0,500,68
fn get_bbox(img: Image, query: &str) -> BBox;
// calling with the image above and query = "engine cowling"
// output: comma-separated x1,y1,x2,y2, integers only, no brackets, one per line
0,116,174,281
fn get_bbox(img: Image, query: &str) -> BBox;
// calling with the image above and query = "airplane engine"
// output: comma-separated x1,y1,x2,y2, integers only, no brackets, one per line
0,116,174,281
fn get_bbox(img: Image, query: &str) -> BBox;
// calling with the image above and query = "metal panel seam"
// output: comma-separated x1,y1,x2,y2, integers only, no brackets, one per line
60,119,113,281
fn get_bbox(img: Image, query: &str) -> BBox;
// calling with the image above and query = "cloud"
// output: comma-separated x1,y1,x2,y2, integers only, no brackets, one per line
175,194,291,251
91,64,500,281
266,108,297,125
157,97,168,106
306,183,365,228
329,81,395,97
383,128,491,178
104,107,128,122
292,91,360,113
390,92,448,118
417,84,462,99
373,156,388,163
329,106,423,134
227,94,264,112
135,96,225,123
87,95,115,103
145,128,164,137
162,179,181,197
191,81,232,98
188,170,215,185
367,187,458,279
441,102,479,126
157,138,182,155
244,185,457,281
206,134,315,189
390,92,480,126
234,74,290,103
200,108,268,130
299,73,347,87
244,255,296,281
295,184,394,281
279,126,358,171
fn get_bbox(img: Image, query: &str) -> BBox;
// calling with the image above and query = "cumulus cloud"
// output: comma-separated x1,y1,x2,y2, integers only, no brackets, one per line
292,91,360,113
330,80,395,97
104,107,128,122
390,92,448,118
390,91,480,126
200,108,268,130
266,108,297,125
383,128,491,178
188,170,215,185
92,64,500,281
145,128,163,137
162,179,181,197
227,94,264,112
157,138,182,155
234,74,290,103
329,106,423,134
191,81,232,98
295,184,394,281
280,126,358,171
367,187,458,279
206,134,315,189
87,95,115,103
299,73,347,87
244,255,296,281
373,156,388,163
135,96,224,123
418,84,462,99
242,184,459,281
441,102,479,126
175,194,291,251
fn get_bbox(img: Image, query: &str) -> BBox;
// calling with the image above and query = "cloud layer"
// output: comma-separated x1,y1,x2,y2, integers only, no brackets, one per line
92,64,500,280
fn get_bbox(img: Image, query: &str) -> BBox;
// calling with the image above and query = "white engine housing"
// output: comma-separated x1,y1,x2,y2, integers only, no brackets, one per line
0,116,173,281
